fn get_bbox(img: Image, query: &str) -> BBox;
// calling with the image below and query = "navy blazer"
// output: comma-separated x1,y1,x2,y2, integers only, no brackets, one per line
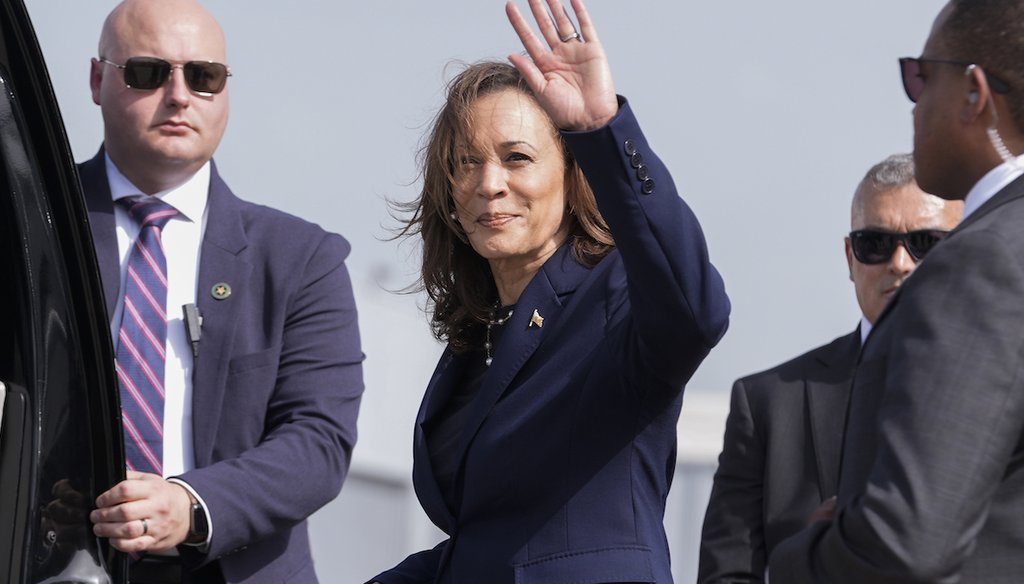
79,151,365,584
373,101,730,584
699,329,859,583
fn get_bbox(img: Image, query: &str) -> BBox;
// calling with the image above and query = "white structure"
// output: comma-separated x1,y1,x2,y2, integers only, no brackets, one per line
307,281,730,583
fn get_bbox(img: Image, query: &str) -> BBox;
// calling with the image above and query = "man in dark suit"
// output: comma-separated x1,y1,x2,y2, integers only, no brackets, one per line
698,154,962,583
83,1,364,582
769,1,1024,582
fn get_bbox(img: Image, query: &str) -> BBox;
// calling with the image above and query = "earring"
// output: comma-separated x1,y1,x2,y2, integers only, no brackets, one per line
450,212,458,220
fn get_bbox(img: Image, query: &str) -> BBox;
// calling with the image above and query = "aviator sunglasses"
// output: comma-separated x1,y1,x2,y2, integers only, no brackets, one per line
849,229,949,264
898,57,1010,103
98,56,231,95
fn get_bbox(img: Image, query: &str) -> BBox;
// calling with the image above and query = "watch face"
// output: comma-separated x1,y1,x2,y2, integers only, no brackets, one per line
191,503,209,536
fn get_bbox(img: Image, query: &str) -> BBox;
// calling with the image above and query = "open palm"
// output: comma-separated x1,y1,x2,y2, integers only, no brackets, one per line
506,0,618,132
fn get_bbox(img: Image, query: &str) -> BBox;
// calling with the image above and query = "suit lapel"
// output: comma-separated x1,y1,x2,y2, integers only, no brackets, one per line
413,351,470,530
452,245,591,484
805,329,860,500
78,149,121,315
191,164,251,465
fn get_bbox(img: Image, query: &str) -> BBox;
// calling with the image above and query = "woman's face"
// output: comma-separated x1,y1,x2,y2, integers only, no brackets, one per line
452,89,569,271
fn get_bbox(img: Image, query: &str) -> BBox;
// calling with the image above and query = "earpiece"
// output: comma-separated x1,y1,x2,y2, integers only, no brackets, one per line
969,91,979,105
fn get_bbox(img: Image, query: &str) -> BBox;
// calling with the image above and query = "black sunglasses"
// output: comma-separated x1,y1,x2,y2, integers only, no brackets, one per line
99,56,231,95
849,229,949,264
898,57,1010,103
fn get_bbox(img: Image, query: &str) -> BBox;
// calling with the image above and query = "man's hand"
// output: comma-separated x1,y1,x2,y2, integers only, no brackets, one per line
807,496,838,526
90,471,192,552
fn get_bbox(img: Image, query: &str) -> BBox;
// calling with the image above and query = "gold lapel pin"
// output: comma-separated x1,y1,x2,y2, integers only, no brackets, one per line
530,309,544,329
211,282,232,300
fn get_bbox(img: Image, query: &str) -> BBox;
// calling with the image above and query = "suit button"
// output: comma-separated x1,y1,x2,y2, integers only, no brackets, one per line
630,152,644,168
624,139,637,156
636,164,649,180
641,178,656,194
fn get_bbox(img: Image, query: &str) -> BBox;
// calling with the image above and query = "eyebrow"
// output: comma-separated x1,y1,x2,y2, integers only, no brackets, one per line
457,140,537,151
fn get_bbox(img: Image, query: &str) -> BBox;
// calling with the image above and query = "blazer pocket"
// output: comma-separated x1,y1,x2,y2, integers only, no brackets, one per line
227,345,281,375
514,546,655,584
226,346,282,410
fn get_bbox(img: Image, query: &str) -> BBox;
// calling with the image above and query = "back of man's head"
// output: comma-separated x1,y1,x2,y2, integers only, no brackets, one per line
943,0,1024,132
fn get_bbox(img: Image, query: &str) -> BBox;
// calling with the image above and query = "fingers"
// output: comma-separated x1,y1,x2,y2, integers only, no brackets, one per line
96,471,163,507
552,1,581,42
95,513,152,540
506,1,547,65
508,0,586,54
91,499,156,553
570,0,599,44
91,476,192,552
91,496,149,525
507,53,547,95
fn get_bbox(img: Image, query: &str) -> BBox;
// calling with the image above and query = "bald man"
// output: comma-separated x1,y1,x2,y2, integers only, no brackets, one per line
697,154,962,583
81,2,364,582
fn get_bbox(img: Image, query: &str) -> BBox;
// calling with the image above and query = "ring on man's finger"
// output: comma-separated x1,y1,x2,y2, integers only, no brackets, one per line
559,31,582,42
141,518,149,536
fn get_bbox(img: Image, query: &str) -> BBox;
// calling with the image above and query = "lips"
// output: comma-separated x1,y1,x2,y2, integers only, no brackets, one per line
476,213,517,228
884,275,908,295
156,119,193,133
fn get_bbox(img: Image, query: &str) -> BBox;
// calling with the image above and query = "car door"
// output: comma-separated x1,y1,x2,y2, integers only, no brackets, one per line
0,0,126,582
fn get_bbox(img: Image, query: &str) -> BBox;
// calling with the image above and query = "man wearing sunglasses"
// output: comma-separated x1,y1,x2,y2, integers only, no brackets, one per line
81,1,364,583
698,154,961,584
770,1,1024,582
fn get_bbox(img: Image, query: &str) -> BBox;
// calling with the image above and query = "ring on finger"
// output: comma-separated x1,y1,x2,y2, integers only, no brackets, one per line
559,31,582,42
141,518,149,536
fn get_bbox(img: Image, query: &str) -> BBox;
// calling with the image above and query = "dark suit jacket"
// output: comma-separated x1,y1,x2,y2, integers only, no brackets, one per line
698,329,859,583
79,151,365,584
372,100,731,584
769,175,1024,583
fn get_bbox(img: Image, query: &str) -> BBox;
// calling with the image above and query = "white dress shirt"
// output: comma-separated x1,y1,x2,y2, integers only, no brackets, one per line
860,315,873,346
963,152,1024,218
106,155,214,546
107,155,209,477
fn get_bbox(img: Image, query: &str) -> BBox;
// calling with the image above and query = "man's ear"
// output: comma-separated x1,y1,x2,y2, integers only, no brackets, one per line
90,58,104,106
962,64,990,123
845,237,855,282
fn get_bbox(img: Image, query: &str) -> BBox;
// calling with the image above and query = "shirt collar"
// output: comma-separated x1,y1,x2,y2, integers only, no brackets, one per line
963,152,1024,219
105,154,211,223
859,315,873,347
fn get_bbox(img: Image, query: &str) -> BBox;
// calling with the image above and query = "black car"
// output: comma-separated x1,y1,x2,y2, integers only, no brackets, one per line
0,0,126,582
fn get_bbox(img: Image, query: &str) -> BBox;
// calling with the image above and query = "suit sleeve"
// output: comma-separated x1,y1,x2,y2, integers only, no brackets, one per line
769,229,1024,583
560,98,730,390
369,540,447,584
179,232,364,562
698,379,767,583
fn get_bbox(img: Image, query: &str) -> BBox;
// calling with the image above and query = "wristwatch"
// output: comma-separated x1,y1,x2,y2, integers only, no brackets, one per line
185,496,209,545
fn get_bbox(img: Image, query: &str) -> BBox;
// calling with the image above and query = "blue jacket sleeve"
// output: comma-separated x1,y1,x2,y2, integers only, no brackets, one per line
370,540,447,584
560,97,730,389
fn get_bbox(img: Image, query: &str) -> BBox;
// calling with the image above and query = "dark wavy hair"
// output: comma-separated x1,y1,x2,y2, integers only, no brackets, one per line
396,61,615,353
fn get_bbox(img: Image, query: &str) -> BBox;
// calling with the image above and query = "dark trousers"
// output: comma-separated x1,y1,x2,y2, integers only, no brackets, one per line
129,556,223,584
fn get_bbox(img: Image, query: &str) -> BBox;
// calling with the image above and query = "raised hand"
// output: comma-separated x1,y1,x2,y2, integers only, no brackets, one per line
506,0,618,132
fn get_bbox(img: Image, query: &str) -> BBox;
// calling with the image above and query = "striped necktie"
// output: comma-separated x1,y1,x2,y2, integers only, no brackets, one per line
115,196,178,475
